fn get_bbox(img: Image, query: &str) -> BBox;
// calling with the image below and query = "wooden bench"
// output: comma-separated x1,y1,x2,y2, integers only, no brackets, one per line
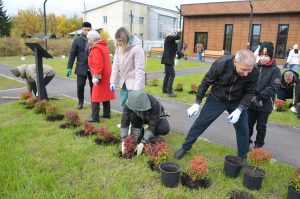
203,50,224,61
149,47,164,57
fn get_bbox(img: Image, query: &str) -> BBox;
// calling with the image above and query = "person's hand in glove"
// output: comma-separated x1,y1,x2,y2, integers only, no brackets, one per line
227,107,243,124
92,77,99,85
110,83,115,93
251,96,263,107
66,68,72,77
290,106,297,113
121,141,125,155
134,143,144,156
187,103,200,117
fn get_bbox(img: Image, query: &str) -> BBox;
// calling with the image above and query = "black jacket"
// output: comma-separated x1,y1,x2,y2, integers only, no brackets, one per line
67,34,89,76
280,70,300,105
196,55,259,108
249,59,281,112
161,32,181,66
121,94,164,134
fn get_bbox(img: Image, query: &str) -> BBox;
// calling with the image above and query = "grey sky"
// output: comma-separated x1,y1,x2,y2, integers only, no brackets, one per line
3,0,241,17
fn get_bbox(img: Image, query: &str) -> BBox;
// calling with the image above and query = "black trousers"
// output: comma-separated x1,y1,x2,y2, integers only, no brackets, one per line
32,75,55,100
248,109,271,147
77,71,93,103
129,112,170,136
162,64,175,94
91,101,110,120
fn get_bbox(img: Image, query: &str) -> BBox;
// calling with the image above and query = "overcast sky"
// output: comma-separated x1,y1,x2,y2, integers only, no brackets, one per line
3,0,241,17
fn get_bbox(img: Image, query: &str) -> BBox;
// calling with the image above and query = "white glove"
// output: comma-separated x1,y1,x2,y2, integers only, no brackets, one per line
121,141,125,155
92,77,99,85
110,83,115,93
290,106,297,113
227,108,242,124
187,103,200,117
134,143,144,156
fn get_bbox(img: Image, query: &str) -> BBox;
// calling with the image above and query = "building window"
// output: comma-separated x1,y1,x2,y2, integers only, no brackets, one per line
139,17,144,24
139,33,144,38
275,24,289,59
103,16,107,24
194,32,208,53
223,24,233,54
250,24,261,52
128,15,134,23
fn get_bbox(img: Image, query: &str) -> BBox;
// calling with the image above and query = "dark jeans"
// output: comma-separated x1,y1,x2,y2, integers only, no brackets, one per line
129,112,170,136
248,109,270,147
91,101,110,120
32,75,55,100
77,71,93,103
182,95,249,159
162,64,175,94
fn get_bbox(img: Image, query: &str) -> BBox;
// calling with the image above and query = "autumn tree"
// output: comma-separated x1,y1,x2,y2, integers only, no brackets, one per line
0,0,12,37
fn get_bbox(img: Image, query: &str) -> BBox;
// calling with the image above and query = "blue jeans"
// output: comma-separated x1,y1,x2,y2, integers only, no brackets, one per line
182,95,249,159
197,52,203,61
288,64,299,73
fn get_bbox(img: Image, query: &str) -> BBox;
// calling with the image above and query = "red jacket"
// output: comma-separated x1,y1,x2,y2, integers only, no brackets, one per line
88,40,115,102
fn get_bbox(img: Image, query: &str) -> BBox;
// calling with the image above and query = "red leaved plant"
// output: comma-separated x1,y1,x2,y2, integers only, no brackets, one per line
123,135,137,158
46,105,60,117
97,127,112,141
144,142,170,166
187,156,208,181
20,92,32,101
275,99,286,112
25,96,38,108
248,148,272,170
83,122,96,135
65,111,81,126
34,100,49,114
191,83,198,92
289,167,300,192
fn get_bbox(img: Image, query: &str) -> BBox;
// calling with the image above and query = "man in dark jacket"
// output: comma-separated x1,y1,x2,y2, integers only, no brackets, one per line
67,22,93,109
248,42,281,148
161,29,181,97
277,70,300,113
120,90,170,155
174,49,258,160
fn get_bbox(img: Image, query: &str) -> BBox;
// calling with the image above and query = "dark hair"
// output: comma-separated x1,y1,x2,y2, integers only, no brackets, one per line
82,22,92,28
295,49,299,54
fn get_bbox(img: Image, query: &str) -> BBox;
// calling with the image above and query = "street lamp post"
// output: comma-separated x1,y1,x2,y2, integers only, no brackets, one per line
247,0,253,50
44,0,48,51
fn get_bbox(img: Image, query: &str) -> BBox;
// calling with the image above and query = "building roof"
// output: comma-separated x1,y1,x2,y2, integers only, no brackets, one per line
181,0,300,16
150,8,178,18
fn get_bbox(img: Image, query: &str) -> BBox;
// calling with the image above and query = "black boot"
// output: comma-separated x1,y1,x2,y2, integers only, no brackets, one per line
102,101,111,119
162,76,168,93
86,102,99,122
167,76,175,96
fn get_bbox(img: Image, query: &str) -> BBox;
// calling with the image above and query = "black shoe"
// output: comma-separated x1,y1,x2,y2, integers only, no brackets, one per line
162,90,167,94
77,102,83,110
168,92,176,97
102,114,111,119
85,117,99,123
173,148,186,159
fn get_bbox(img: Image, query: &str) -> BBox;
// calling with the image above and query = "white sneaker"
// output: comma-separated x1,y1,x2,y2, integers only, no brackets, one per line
290,106,297,113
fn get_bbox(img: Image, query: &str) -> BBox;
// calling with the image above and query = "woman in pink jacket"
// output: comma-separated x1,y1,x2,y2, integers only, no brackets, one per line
110,27,145,106
86,30,115,122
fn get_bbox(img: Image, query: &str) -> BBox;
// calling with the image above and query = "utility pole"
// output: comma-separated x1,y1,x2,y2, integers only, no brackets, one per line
83,2,87,22
130,10,133,32
247,0,253,50
43,0,48,50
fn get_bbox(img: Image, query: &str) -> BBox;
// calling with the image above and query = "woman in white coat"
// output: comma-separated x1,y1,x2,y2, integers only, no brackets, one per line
286,44,300,73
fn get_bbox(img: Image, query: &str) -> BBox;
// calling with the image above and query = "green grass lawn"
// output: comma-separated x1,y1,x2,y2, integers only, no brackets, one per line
0,98,295,198
145,73,300,128
0,75,25,90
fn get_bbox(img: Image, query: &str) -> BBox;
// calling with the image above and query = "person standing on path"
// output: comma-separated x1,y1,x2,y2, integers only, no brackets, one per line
67,22,93,109
195,41,204,62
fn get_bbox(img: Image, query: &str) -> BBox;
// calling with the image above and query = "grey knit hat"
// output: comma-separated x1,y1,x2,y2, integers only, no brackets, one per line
10,68,20,77
127,90,151,111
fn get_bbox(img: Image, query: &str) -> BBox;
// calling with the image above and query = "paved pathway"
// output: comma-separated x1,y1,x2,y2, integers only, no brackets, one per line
0,63,299,166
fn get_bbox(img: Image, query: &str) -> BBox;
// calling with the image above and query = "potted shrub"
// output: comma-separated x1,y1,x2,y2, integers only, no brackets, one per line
45,105,64,121
275,99,286,112
19,92,32,104
34,100,49,114
296,103,300,119
60,111,81,128
159,161,181,188
189,83,198,94
25,96,38,109
243,148,272,190
144,142,170,172
175,83,183,92
223,155,244,178
119,135,137,159
287,167,300,199
75,122,96,137
95,127,119,145
181,156,212,189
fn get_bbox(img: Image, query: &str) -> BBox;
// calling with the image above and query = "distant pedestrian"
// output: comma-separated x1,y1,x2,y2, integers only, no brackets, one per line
183,41,188,60
286,44,300,73
284,46,293,68
195,42,204,62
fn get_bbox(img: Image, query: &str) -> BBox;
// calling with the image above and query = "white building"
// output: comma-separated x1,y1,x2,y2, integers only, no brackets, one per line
84,0,179,41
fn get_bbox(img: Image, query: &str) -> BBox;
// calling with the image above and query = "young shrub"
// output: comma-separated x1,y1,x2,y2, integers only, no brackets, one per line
46,105,59,117
84,122,96,135
20,92,32,101
289,167,300,192
97,127,111,141
123,135,137,158
65,111,81,126
188,156,208,181
144,142,170,166
248,148,272,169
275,99,286,112
150,78,159,86
25,96,38,108
34,100,49,114
189,83,198,94
175,83,184,92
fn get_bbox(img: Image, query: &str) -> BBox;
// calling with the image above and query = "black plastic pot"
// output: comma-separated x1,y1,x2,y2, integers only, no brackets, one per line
224,155,243,178
287,186,300,199
159,161,181,188
243,166,265,190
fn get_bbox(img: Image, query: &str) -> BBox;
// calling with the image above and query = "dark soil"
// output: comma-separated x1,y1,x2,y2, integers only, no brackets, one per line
188,90,197,94
75,130,93,137
225,155,243,166
117,151,135,159
94,137,120,146
181,172,212,189
59,122,80,129
228,189,256,199
148,160,160,172
148,136,165,144
243,166,265,178
46,114,64,121
175,88,183,92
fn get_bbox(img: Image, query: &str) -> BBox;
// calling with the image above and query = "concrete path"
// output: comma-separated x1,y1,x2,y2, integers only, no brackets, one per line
1,63,299,166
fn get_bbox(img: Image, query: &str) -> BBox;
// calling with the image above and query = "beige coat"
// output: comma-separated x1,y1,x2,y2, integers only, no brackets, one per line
110,35,145,90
